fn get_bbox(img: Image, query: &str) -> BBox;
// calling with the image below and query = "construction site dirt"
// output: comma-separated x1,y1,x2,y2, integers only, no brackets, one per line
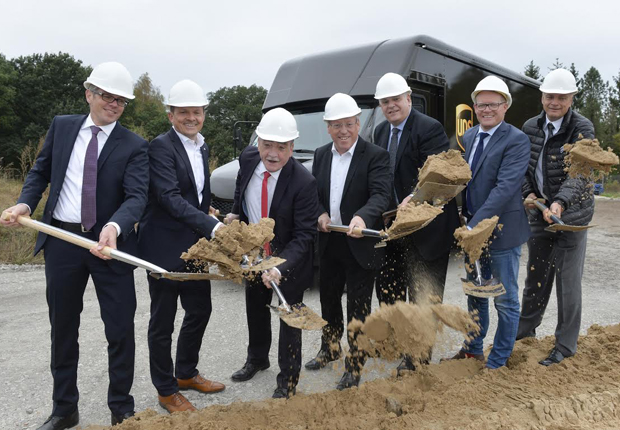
1,197,619,429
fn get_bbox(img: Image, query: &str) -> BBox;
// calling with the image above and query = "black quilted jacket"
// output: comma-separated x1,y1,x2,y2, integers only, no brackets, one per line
521,108,595,226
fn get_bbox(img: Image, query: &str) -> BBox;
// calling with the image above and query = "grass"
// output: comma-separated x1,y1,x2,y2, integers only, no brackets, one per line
0,177,46,264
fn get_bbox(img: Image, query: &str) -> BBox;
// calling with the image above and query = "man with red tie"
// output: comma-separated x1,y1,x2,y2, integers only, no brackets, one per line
225,108,319,399
1,62,148,429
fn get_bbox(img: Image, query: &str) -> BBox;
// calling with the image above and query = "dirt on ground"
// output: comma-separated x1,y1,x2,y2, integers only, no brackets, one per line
91,323,620,430
417,149,472,187
564,136,620,179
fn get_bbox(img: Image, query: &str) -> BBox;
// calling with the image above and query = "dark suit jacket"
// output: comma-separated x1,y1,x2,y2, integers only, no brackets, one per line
231,145,318,292
18,114,149,271
463,122,531,250
138,128,219,271
374,109,460,260
312,137,391,269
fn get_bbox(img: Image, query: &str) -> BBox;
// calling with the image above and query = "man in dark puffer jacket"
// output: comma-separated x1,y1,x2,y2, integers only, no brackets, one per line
517,69,595,366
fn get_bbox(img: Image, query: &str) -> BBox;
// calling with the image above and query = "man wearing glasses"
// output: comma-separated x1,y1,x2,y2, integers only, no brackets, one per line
306,93,391,390
444,76,530,369
517,69,595,366
1,62,148,429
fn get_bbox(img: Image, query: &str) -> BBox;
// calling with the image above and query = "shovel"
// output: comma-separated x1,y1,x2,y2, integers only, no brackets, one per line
383,181,466,222
461,258,506,298
240,255,326,330
1,213,225,282
524,198,595,232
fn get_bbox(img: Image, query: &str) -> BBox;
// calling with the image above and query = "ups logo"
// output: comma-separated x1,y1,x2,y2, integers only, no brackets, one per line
456,104,473,151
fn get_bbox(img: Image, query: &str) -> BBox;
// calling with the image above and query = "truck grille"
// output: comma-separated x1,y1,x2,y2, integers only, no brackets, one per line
211,196,234,215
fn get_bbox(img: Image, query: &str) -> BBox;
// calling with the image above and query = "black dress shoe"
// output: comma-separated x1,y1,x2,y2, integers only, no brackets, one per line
231,361,270,382
539,347,570,366
336,371,360,391
304,348,341,371
111,411,135,426
37,410,79,430
396,356,416,376
272,386,296,399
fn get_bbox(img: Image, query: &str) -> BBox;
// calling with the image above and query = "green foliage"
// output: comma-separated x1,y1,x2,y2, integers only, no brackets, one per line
203,84,267,165
524,60,541,80
580,67,608,139
121,72,170,141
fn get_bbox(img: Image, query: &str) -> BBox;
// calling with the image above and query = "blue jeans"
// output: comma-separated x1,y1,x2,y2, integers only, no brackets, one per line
463,246,521,369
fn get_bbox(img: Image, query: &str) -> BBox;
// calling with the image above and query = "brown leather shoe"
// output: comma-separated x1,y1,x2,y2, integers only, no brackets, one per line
441,350,484,362
158,392,197,413
178,374,226,393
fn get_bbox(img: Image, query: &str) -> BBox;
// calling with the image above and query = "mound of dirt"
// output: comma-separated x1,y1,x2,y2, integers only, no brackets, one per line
418,149,472,187
181,218,280,283
564,136,620,179
453,216,499,262
386,202,443,239
93,323,620,430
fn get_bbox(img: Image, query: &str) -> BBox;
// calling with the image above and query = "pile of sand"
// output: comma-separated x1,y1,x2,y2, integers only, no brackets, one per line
386,202,443,239
95,323,620,430
351,302,477,361
181,218,283,283
418,149,472,187
564,136,620,179
453,216,499,262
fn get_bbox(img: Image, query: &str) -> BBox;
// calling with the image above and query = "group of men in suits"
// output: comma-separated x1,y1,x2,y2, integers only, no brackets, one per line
0,59,594,428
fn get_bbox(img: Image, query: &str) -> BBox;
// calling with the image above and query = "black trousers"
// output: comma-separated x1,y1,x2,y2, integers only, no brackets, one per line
147,275,212,396
245,277,303,389
319,234,375,372
376,236,450,306
43,235,136,417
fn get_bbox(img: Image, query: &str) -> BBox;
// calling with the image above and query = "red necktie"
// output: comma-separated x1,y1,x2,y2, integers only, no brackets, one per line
261,171,271,256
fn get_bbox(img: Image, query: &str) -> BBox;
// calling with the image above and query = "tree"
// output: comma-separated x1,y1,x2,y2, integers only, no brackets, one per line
524,60,541,80
550,58,564,71
579,67,608,139
203,85,267,165
121,72,169,141
0,54,18,169
569,63,584,112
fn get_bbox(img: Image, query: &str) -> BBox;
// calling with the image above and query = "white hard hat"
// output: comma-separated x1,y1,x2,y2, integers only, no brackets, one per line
374,72,412,99
256,108,299,142
167,79,208,107
540,69,578,94
84,62,135,100
323,93,362,121
471,75,512,108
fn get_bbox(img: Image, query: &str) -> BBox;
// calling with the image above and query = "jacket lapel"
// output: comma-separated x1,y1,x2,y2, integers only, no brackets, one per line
270,158,293,218
59,115,86,175
342,138,365,198
395,111,414,170
97,122,122,170
472,122,508,179
464,125,479,163
240,150,261,207
168,128,200,198
200,141,210,212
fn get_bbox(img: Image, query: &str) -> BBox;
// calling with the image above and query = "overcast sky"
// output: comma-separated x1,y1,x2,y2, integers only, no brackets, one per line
2,0,619,99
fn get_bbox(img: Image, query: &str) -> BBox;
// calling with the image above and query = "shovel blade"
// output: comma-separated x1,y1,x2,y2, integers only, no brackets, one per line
150,272,227,281
461,278,506,298
544,223,595,232
267,303,327,331
412,182,466,205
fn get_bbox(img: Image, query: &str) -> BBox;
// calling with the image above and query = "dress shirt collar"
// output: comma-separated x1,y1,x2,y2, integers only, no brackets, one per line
544,116,564,134
82,115,116,137
330,139,358,157
478,122,502,138
389,118,407,135
173,127,205,147
255,161,282,181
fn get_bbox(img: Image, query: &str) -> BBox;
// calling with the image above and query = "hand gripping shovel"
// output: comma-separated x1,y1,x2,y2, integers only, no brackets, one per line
326,224,389,248
2,213,225,281
524,198,595,232
240,255,326,330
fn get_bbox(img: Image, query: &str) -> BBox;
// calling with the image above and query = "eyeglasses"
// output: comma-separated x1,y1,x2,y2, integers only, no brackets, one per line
329,121,357,130
91,89,129,107
474,102,506,111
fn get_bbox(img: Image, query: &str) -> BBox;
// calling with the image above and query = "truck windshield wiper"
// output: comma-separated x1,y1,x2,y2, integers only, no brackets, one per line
293,149,315,154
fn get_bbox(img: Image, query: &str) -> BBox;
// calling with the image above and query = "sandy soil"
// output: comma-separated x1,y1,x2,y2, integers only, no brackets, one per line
564,137,619,179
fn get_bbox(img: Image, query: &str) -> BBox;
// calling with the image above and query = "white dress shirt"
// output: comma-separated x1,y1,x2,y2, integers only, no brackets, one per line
245,161,281,224
468,122,501,165
535,116,564,200
329,140,358,225
173,127,206,204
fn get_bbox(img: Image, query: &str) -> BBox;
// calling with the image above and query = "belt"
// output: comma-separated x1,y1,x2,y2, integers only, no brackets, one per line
51,218,92,233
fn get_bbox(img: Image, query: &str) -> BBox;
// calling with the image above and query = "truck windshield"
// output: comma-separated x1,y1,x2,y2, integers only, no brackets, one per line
251,108,373,154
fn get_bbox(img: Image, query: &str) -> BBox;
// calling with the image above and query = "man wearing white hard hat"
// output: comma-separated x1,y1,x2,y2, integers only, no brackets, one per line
444,76,530,369
1,62,149,428
225,108,319,399
305,93,391,390
137,80,226,413
517,69,595,366
373,72,460,374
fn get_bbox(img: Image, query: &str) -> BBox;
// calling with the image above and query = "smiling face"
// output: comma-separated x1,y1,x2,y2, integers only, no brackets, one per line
327,116,360,154
168,106,205,140
258,138,294,172
474,91,508,131
378,92,412,126
86,88,127,126
542,92,574,122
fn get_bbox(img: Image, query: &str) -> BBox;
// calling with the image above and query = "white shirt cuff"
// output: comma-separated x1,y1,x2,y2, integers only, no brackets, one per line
18,203,32,214
104,222,121,237
211,222,224,238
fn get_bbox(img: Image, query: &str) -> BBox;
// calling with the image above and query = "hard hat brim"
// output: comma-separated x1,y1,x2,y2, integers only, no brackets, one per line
84,81,135,100
374,89,412,100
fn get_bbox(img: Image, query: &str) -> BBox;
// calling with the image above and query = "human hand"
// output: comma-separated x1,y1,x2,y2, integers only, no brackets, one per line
0,204,30,227
262,268,281,289
224,213,239,225
348,215,366,238
524,193,539,209
90,224,117,260
318,212,331,233
544,202,564,224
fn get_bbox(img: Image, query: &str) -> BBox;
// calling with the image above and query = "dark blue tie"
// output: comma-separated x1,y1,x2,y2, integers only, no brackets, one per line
466,132,489,216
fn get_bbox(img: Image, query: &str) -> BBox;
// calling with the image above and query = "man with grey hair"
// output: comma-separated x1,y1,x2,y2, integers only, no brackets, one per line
517,69,595,366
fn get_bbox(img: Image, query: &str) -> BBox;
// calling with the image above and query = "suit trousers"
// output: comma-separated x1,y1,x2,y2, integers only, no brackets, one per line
245,278,303,389
319,234,375,372
517,223,587,356
376,235,450,306
43,235,136,417
147,275,212,396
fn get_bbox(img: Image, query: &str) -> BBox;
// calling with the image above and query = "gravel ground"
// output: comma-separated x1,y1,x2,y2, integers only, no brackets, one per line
1,197,618,429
